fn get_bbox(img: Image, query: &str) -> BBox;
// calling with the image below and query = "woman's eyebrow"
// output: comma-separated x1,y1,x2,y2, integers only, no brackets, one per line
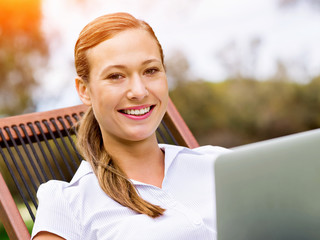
99,64,127,77
141,59,161,65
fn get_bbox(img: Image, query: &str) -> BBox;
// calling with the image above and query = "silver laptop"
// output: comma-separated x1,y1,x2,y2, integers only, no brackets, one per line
215,129,320,240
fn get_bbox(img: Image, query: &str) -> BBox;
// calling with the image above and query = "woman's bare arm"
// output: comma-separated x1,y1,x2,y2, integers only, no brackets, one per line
33,231,65,240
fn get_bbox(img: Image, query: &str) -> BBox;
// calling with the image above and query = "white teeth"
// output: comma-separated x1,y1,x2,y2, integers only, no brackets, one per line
123,107,151,116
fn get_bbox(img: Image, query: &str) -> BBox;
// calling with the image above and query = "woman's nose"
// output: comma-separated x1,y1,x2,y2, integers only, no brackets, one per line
126,74,149,100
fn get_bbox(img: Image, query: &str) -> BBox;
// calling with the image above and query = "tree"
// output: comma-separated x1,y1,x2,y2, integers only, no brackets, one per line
0,0,48,116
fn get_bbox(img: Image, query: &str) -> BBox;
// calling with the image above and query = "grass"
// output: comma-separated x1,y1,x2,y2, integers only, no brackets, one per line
0,220,33,239
0,202,34,239
0,223,10,240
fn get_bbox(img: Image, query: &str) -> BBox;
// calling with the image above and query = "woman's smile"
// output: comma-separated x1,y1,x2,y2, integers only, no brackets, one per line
119,105,156,119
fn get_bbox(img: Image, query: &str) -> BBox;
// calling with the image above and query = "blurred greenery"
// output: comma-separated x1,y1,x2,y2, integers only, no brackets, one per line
0,222,10,240
166,50,320,147
0,0,48,116
170,76,320,147
0,205,33,239
0,220,33,240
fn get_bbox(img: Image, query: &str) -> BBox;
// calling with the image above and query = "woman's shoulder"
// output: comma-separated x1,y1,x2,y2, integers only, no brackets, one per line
159,144,230,172
32,161,99,239
159,143,230,157
37,160,95,201
191,145,231,156
36,179,66,199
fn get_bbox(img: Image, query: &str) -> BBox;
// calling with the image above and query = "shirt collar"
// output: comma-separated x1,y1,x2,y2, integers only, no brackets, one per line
69,160,93,185
70,144,191,186
130,144,187,186
158,144,186,175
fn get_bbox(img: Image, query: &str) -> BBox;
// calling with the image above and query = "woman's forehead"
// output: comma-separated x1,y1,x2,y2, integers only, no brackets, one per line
86,29,162,75
90,30,160,58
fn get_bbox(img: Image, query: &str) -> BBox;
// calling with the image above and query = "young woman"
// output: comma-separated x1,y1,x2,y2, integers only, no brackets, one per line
31,12,229,240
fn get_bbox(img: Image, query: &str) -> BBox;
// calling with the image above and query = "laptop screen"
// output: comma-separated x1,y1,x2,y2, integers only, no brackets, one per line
215,129,320,240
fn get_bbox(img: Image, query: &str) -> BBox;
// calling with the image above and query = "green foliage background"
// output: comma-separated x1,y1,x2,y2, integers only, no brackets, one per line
170,76,320,147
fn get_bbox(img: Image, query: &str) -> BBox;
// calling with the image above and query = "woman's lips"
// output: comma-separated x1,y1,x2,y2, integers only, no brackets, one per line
119,105,155,120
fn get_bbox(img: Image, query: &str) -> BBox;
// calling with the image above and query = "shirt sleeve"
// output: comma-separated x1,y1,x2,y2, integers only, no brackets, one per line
31,180,82,240
192,145,231,156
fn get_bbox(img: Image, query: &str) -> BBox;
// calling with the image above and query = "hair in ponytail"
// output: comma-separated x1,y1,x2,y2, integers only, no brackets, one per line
75,13,165,218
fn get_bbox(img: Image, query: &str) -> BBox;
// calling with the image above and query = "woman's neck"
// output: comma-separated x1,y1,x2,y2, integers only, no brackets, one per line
103,134,165,188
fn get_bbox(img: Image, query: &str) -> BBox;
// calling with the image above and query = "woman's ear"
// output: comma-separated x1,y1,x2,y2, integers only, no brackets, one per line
75,77,92,106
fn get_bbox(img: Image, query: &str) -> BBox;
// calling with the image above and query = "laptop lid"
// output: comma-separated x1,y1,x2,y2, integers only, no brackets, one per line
215,129,320,240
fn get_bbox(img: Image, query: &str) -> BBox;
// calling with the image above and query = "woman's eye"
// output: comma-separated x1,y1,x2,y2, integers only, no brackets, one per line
107,73,124,80
144,68,159,75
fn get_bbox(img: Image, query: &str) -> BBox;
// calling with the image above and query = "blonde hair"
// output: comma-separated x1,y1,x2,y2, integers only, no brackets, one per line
75,13,165,218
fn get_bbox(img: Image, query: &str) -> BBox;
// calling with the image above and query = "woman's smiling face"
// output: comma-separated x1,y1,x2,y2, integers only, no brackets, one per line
77,29,168,145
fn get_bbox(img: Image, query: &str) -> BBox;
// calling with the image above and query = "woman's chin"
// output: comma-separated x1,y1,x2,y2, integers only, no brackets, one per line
124,131,157,143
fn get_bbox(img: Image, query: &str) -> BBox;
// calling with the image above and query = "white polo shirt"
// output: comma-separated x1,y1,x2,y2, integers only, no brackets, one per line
31,144,229,240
